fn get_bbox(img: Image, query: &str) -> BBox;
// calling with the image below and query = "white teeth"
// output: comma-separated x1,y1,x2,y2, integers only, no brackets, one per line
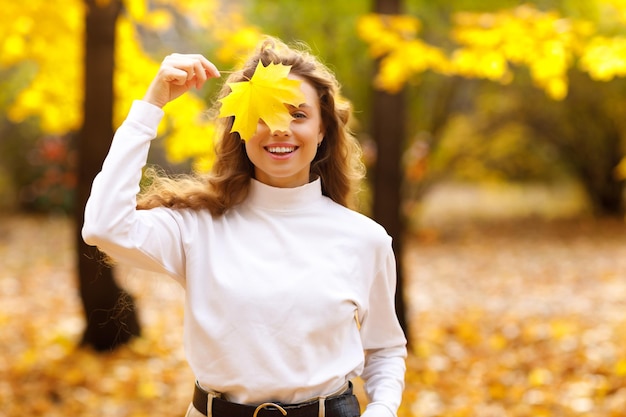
267,146,295,153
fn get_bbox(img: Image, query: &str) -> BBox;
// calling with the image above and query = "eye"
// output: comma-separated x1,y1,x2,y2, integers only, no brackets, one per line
291,111,307,119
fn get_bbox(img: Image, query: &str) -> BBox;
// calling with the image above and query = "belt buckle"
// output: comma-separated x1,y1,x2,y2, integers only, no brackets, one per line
253,402,288,417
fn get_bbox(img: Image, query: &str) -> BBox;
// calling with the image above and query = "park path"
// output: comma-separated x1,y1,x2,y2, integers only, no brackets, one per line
406,218,626,322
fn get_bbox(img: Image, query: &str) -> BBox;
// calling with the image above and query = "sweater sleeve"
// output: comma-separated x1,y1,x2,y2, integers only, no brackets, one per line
82,100,187,281
360,246,407,417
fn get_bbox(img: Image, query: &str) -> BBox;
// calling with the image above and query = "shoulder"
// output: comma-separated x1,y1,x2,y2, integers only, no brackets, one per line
320,197,392,246
147,206,211,235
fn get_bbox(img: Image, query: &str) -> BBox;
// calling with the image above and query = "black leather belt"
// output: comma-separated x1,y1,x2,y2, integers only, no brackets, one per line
192,382,360,417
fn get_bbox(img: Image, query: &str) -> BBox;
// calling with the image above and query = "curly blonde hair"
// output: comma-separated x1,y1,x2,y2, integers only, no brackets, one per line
137,37,365,214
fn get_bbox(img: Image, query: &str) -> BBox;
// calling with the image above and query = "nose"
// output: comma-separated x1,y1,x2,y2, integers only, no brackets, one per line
272,127,290,137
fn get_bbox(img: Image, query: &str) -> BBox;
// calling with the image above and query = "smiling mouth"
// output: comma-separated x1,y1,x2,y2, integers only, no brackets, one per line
266,146,297,155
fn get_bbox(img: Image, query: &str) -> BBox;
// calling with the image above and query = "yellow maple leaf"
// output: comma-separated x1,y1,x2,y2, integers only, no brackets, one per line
218,61,306,140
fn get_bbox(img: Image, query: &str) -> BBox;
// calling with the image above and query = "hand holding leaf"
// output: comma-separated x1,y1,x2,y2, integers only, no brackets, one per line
144,54,220,109
218,62,306,140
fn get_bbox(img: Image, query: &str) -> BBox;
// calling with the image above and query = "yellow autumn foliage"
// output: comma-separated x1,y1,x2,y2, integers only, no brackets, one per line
2,0,84,134
358,2,626,187
580,36,626,81
357,2,626,102
357,13,449,92
603,0,626,25
451,5,590,100
213,12,263,64
1,1,261,171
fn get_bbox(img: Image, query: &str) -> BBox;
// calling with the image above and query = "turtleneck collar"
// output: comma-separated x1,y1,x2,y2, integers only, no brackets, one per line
245,178,323,211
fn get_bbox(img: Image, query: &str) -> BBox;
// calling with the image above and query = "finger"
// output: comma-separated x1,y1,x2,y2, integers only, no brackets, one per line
164,54,199,80
192,60,207,89
200,56,221,78
186,54,220,78
162,67,190,86
167,53,220,79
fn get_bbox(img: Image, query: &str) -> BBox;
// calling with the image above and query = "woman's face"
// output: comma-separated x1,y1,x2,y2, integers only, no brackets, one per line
245,76,324,188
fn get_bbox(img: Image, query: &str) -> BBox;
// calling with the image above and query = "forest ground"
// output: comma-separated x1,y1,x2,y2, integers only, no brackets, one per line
2,183,626,417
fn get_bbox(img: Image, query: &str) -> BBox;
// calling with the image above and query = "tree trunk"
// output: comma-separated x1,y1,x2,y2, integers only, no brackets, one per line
76,0,141,351
576,132,624,216
371,0,409,340
566,73,625,216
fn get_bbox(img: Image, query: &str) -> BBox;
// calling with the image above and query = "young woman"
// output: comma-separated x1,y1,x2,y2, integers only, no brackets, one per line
82,37,406,417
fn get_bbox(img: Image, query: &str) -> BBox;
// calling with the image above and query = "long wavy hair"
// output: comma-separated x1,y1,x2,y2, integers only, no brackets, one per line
137,37,365,214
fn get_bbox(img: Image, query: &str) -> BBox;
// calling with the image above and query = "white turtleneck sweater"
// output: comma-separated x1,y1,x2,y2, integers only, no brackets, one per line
82,100,407,417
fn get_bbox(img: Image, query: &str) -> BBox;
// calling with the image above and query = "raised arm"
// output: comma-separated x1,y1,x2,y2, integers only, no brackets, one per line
82,54,220,279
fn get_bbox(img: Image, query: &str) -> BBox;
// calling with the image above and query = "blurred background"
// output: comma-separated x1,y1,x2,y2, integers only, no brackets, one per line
2,0,626,416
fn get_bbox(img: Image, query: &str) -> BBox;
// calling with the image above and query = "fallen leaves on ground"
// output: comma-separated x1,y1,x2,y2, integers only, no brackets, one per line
0,215,192,417
403,219,626,417
2,215,626,416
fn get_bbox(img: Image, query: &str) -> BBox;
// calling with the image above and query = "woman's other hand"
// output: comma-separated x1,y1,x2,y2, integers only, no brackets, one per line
143,53,220,108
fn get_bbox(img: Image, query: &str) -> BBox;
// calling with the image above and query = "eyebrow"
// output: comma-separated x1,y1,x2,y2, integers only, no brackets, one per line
287,103,313,110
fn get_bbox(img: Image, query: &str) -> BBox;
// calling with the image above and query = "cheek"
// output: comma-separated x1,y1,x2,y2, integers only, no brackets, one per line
244,141,258,160
250,122,269,140
246,123,269,146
